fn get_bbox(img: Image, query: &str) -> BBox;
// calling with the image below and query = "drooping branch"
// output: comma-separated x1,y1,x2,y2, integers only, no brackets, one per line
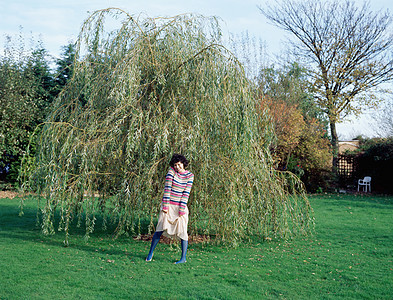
23,9,313,245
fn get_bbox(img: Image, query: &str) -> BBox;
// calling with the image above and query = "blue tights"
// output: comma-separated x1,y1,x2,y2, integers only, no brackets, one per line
146,231,188,264
175,239,188,264
146,231,163,261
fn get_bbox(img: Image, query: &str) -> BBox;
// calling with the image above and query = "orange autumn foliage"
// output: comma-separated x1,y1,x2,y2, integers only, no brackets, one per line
258,96,305,168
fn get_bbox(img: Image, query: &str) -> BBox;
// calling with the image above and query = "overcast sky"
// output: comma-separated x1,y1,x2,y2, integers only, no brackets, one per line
1,0,392,139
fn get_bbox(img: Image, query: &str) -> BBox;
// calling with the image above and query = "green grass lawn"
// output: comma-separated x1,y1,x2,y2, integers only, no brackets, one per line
1,194,392,299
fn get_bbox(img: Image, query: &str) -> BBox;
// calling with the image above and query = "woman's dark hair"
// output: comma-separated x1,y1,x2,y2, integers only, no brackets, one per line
169,154,189,168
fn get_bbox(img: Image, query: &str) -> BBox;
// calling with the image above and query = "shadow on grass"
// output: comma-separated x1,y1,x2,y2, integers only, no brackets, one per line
1,196,219,265
0,196,154,261
0,230,149,262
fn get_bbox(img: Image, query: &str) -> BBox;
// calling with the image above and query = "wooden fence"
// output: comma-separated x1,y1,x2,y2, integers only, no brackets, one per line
337,154,358,187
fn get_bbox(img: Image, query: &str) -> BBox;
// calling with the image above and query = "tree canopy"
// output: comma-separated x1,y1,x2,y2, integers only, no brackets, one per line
0,34,76,186
373,98,393,137
0,36,54,184
23,8,313,246
260,0,393,168
257,63,331,191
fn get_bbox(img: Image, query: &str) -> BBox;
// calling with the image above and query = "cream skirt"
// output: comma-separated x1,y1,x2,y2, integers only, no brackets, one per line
156,204,189,241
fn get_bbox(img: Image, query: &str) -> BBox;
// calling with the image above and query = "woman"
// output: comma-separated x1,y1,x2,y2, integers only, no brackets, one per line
146,154,194,264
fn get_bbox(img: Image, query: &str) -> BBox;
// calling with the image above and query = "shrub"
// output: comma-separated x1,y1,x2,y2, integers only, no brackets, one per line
355,137,393,193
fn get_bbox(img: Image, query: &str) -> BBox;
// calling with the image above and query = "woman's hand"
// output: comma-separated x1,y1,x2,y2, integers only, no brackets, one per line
162,209,168,214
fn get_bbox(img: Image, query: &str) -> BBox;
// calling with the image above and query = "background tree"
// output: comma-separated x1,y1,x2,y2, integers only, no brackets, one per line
54,43,76,93
258,96,305,169
0,35,54,186
292,118,331,192
257,63,331,191
258,63,323,122
260,0,393,170
26,48,56,121
0,35,74,187
23,9,313,246
373,98,393,137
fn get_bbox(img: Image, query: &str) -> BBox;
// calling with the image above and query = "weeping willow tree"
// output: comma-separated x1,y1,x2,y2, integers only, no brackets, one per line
22,8,313,246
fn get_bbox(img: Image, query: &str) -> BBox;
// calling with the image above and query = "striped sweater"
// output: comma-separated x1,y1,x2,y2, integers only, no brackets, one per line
162,167,194,216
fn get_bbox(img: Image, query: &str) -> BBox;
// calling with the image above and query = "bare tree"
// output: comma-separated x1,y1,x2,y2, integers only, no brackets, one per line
260,0,393,169
373,98,393,137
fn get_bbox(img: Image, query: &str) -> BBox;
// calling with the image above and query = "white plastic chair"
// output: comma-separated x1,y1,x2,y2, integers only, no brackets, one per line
357,176,371,192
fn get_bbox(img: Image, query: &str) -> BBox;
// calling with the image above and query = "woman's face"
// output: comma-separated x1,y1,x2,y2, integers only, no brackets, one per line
174,161,185,173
